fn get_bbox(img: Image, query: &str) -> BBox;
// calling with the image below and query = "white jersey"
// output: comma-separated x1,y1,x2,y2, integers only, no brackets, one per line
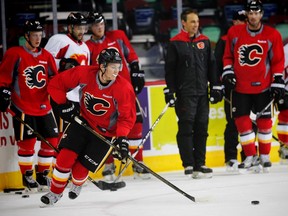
45,34,90,102
284,44,288,90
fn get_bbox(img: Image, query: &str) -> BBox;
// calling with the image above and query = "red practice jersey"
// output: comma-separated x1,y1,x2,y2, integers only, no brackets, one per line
0,46,58,115
86,30,138,82
223,24,284,94
48,66,136,137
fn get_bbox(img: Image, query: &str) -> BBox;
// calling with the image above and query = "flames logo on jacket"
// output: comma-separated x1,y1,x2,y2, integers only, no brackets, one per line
84,92,110,116
238,44,263,66
23,65,46,89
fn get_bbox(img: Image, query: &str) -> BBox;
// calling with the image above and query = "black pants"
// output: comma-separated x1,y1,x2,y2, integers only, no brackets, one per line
175,94,209,168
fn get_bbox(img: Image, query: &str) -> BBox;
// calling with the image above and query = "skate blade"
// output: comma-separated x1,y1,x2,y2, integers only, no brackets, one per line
192,172,213,179
133,173,151,180
37,185,49,193
24,187,38,193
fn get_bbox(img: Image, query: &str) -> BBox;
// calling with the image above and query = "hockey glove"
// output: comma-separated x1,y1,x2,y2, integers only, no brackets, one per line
222,67,236,90
210,85,224,104
0,87,11,112
163,87,176,107
270,75,285,102
59,58,79,72
130,62,145,94
58,101,79,122
112,136,129,163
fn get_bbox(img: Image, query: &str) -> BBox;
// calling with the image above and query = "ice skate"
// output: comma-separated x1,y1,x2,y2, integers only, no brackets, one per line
260,154,272,173
238,155,261,173
192,166,213,179
102,163,116,181
23,170,39,192
225,159,239,172
68,183,82,199
132,162,151,180
279,145,288,164
36,170,51,192
41,191,63,206
184,166,193,178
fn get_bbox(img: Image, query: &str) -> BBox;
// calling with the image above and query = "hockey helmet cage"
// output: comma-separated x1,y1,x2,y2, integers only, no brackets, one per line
24,20,44,33
67,12,88,25
246,0,263,12
98,48,122,66
87,12,105,24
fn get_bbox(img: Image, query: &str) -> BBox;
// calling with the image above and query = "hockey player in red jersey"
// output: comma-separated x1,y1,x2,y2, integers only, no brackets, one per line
222,0,285,172
85,12,148,180
40,48,136,206
45,12,90,145
0,20,59,191
277,43,288,161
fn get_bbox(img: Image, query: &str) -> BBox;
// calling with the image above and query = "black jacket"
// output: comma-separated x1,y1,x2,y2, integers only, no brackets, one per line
165,29,218,96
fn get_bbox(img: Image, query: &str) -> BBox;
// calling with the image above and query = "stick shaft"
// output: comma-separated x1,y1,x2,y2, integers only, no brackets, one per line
114,102,170,182
74,116,196,202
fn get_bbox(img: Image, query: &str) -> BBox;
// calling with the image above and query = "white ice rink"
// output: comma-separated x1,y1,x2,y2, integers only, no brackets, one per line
1,163,287,216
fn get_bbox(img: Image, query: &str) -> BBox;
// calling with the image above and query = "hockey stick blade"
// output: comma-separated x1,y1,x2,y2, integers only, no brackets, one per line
97,180,126,190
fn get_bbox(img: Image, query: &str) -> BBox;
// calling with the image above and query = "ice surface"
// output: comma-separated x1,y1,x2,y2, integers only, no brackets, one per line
1,163,287,216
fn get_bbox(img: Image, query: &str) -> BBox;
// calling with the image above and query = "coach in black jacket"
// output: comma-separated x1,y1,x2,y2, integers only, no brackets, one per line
163,9,223,179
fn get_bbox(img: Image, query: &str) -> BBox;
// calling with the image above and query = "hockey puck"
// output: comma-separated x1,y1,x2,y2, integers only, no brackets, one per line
15,191,23,195
22,195,30,198
251,200,260,205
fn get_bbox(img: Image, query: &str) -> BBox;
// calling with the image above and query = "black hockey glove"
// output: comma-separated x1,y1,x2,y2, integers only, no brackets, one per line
0,87,11,112
222,67,236,90
210,85,224,104
112,136,129,163
270,75,285,102
59,58,79,72
58,101,79,122
130,62,145,94
163,87,176,107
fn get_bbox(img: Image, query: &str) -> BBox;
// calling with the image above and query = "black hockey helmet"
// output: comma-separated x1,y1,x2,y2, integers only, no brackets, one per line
98,48,122,66
67,12,88,25
23,20,44,33
246,0,263,12
87,12,105,24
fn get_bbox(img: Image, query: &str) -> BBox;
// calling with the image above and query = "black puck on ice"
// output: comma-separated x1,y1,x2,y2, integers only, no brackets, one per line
251,200,260,205
22,195,29,198
15,191,23,195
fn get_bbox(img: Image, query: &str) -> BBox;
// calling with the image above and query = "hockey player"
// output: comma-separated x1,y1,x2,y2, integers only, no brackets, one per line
41,48,136,206
222,0,285,172
44,12,90,144
85,12,148,180
277,43,288,161
0,20,59,191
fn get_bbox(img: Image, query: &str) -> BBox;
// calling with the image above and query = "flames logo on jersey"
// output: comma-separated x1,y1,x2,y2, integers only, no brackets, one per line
69,54,88,66
23,65,46,89
84,92,110,116
238,44,263,66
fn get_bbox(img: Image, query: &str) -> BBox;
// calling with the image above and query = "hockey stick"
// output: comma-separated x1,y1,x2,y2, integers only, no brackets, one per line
7,109,122,191
74,115,196,202
114,102,170,182
255,99,274,120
